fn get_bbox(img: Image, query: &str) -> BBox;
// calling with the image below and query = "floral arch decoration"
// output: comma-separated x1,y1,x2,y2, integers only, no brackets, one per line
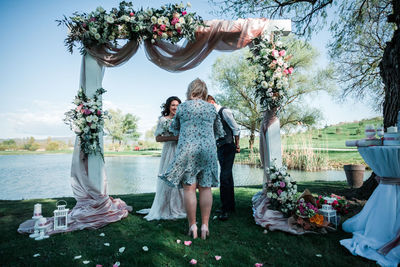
57,1,291,232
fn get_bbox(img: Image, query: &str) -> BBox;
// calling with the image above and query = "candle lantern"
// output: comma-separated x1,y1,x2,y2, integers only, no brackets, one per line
319,203,338,227
53,200,69,231
33,203,42,219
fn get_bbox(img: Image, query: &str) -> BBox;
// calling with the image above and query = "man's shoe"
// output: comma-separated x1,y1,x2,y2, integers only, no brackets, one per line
218,212,229,221
215,209,224,214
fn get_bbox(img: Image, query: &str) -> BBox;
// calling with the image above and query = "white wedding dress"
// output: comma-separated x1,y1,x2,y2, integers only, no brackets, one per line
137,116,186,220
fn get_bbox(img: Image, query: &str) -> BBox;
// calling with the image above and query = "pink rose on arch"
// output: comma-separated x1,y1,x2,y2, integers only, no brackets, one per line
283,69,289,75
84,109,91,115
288,67,294,74
277,189,282,195
272,50,279,58
129,12,134,17
279,50,286,56
152,26,158,32
182,11,187,16
97,110,101,116
90,17,96,22
160,24,166,31
171,18,179,25
272,60,277,64
280,181,286,188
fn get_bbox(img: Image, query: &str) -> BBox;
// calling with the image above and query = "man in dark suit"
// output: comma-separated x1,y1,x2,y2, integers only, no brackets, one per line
207,95,240,221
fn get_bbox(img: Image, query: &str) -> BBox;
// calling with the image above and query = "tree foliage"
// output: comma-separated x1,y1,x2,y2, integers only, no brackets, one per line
211,36,335,148
104,109,140,145
328,0,394,105
211,0,395,109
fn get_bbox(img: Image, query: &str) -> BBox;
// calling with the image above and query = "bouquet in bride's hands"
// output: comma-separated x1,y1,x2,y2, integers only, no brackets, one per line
162,118,173,136
64,88,110,159
265,164,297,217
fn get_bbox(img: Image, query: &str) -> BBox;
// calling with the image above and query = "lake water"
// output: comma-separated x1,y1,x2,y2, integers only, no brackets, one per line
0,154,371,200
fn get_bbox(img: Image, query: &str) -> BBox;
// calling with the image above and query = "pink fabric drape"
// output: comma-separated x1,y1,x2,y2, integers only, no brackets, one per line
85,18,273,69
144,18,273,72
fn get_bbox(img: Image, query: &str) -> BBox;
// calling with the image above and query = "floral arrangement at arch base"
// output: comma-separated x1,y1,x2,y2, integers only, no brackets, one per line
248,32,294,112
294,190,330,231
265,164,297,217
56,1,205,54
64,88,110,159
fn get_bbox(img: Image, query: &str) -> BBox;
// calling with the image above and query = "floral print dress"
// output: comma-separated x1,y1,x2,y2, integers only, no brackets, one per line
159,99,225,188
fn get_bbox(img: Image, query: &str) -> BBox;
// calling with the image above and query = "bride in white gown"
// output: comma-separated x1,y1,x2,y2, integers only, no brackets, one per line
137,96,186,220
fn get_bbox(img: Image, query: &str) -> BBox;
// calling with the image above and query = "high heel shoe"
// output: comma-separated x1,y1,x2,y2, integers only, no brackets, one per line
188,224,198,239
201,224,209,240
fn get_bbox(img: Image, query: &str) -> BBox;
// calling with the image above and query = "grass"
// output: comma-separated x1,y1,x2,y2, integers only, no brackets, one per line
0,183,375,267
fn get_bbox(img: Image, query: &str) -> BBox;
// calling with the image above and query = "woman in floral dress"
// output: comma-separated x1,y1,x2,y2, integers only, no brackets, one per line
137,96,186,220
160,78,225,239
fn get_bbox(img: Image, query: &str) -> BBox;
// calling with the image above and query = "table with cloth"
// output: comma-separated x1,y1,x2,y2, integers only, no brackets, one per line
340,146,400,266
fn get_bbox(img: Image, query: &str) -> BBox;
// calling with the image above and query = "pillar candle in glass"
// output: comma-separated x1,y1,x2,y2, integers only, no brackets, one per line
33,204,42,217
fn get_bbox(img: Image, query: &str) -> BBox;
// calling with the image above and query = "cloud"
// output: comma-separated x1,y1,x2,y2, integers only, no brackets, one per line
0,100,72,139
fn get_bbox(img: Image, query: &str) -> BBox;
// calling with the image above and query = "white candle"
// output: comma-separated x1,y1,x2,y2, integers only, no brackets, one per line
34,204,42,217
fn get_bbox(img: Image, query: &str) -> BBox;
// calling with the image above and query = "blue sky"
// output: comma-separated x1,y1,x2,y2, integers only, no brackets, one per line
0,0,380,139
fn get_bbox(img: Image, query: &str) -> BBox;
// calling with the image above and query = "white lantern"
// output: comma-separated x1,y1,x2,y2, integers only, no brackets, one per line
53,200,69,231
319,204,338,227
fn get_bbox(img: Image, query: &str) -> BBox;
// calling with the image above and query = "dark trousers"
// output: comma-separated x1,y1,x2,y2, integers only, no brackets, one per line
217,143,236,212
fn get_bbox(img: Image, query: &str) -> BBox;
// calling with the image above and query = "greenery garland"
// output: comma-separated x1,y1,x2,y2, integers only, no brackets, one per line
56,1,205,54
248,32,294,112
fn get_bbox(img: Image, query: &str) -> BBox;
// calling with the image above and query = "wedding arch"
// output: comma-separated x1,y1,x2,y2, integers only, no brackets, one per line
22,2,292,233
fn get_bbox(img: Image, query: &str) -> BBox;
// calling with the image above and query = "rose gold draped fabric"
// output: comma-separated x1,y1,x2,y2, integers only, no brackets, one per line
85,18,278,69
86,40,140,67
143,18,274,72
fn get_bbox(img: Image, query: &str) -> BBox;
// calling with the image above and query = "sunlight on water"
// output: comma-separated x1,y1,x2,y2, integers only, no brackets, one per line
0,154,371,200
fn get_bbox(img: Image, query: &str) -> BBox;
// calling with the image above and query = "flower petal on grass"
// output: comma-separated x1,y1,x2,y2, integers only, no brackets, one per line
33,253,40,257
316,254,322,257
104,243,110,246
96,265,103,267
74,255,82,260
215,256,222,261
255,263,263,267
176,239,181,244
99,233,105,237
113,262,120,267
184,241,192,246
119,247,125,253
263,230,268,234
189,259,197,264
83,260,90,264
142,246,149,251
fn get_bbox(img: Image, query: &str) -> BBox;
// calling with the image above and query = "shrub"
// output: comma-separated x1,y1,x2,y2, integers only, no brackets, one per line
46,142,60,151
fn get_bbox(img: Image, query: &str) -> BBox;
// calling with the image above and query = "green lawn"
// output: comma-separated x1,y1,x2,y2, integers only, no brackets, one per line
282,117,383,149
0,182,374,266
